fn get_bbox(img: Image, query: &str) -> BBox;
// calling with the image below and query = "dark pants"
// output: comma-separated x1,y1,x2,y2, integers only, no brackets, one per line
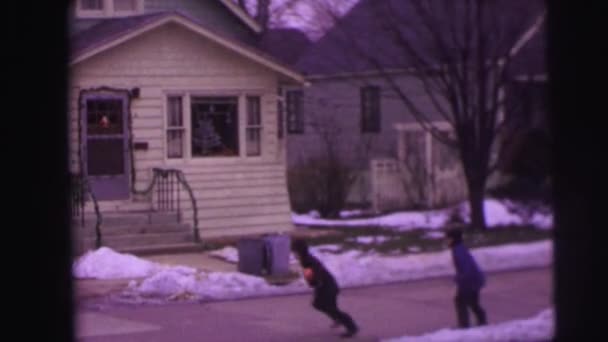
454,289,487,328
313,288,358,332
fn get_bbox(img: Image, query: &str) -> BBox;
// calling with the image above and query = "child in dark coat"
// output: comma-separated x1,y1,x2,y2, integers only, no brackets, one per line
446,228,488,328
291,239,359,338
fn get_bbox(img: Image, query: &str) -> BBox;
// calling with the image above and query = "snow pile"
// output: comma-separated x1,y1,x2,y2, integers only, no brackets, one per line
73,247,160,279
529,212,552,230
424,231,446,240
125,269,310,302
339,210,365,218
351,235,392,244
136,266,200,297
292,199,553,230
292,210,448,230
460,199,523,227
79,238,551,303
458,199,553,229
208,246,239,263
383,308,554,342
209,246,299,265
311,244,342,253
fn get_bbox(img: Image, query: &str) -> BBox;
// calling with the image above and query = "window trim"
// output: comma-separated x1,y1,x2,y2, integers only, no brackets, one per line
76,0,143,18
190,95,240,158
165,95,185,159
162,91,266,164
113,0,139,12
246,96,263,156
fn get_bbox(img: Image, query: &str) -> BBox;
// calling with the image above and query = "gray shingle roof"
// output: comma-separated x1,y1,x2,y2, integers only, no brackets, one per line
71,12,171,58
69,11,304,79
256,28,311,66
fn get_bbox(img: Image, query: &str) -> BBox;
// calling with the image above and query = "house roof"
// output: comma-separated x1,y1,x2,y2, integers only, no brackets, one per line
295,0,546,78
217,0,263,34
257,28,311,66
71,12,168,58
508,21,547,78
70,11,305,84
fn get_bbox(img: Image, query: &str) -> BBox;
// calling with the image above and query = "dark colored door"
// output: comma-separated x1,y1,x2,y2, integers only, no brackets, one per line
81,93,130,200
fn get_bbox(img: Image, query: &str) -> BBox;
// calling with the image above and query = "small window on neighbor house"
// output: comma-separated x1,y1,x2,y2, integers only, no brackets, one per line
191,97,239,157
246,96,262,156
113,0,137,11
361,86,381,133
286,90,304,134
166,96,185,159
81,0,104,10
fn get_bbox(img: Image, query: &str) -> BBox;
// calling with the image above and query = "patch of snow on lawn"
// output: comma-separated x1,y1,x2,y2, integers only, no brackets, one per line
352,235,392,244
293,199,553,230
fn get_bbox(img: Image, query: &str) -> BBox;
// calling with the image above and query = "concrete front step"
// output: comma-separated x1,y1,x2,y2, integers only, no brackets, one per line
76,223,192,237
82,200,152,213
83,231,196,250
117,242,206,256
74,211,182,228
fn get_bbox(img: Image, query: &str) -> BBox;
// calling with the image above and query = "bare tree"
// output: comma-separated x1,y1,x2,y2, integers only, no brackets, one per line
255,0,271,30
236,0,247,11
307,99,376,217
299,0,545,230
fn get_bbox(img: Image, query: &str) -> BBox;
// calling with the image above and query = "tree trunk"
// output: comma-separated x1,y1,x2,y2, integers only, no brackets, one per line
256,0,271,30
467,181,487,230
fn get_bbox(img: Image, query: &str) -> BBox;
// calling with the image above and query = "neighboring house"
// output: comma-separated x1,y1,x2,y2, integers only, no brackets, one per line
288,0,547,212
500,22,549,182
68,0,306,253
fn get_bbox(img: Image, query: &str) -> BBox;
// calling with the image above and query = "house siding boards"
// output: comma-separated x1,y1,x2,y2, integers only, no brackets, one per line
69,22,293,237
287,74,449,169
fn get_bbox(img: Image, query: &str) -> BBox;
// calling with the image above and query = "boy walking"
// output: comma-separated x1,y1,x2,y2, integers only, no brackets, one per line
446,228,488,328
291,239,359,338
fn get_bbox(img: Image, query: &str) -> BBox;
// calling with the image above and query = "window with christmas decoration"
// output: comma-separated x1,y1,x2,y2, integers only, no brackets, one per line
191,97,239,157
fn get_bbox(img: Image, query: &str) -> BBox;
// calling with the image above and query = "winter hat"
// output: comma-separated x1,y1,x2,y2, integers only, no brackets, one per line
446,228,463,244
291,238,310,256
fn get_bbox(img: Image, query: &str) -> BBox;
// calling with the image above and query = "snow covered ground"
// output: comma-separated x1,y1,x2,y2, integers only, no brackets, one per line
383,308,554,342
73,240,552,303
350,235,392,244
292,199,553,231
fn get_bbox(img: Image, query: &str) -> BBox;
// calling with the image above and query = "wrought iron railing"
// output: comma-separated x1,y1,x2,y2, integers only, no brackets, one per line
133,168,200,243
71,173,103,248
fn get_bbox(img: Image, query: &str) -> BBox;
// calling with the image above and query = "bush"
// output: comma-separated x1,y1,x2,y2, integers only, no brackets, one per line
288,157,356,218
488,175,551,204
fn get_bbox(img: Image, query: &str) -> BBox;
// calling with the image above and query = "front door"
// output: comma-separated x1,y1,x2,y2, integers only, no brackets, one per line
81,92,131,200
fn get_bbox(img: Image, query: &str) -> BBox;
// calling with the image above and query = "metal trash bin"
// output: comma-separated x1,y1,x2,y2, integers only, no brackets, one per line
263,234,291,276
237,238,266,276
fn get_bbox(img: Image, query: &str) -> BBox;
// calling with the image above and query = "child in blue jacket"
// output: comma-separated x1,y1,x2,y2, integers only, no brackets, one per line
446,228,488,328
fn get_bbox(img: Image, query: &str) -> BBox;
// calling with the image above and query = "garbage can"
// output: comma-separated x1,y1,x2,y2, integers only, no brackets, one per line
237,238,266,276
263,234,291,276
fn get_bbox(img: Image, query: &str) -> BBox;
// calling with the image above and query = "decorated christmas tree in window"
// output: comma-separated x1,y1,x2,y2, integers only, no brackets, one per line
193,117,223,155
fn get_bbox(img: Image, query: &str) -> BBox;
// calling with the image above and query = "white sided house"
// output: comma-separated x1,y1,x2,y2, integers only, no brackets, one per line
69,1,305,254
